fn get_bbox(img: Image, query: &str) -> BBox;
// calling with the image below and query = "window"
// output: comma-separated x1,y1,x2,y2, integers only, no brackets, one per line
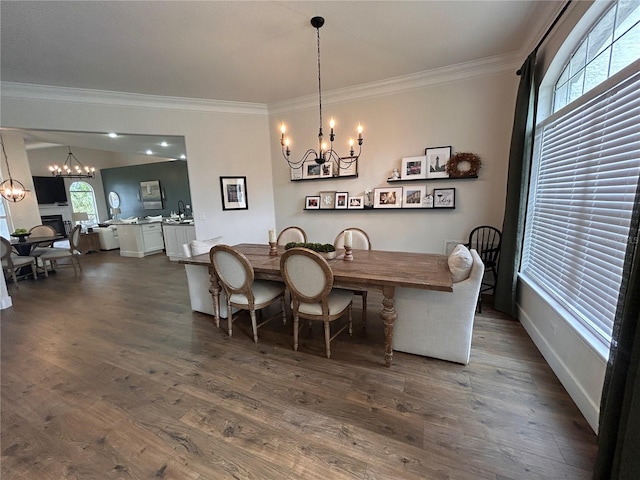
69,181,99,224
523,0,640,348
553,0,640,112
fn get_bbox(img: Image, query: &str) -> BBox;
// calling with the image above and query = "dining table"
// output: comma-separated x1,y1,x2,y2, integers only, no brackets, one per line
182,243,453,367
10,235,64,256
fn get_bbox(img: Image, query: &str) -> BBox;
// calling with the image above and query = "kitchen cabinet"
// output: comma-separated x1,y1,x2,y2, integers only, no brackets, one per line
162,223,196,261
117,222,165,258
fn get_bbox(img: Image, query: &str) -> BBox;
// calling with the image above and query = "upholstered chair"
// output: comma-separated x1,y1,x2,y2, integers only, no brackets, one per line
1,237,38,285
38,225,82,276
277,226,307,246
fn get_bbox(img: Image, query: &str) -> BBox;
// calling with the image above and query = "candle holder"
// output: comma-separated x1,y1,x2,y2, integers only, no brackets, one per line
344,245,353,261
269,241,278,256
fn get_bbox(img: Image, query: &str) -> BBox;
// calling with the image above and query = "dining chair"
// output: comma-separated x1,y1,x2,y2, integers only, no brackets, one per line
280,247,353,359
466,225,502,312
333,227,371,330
210,244,287,342
38,225,83,277
28,224,59,264
277,226,307,246
1,237,38,285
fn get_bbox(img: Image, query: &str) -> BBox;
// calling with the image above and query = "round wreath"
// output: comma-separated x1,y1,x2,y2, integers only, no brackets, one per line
446,152,481,178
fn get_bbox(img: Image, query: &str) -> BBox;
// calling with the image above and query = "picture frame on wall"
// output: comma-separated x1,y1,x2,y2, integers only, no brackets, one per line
403,185,427,208
303,161,322,180
425,146,452,179
320,191,336,209
220,176,248,210
374,187,403,209
338,157,358,177
305,195,320,209
290,166,303,181
320,162,333,178
348,196,364,209
140,180,163,210
401,155,428,180
433,187,456,208
335,192,349,209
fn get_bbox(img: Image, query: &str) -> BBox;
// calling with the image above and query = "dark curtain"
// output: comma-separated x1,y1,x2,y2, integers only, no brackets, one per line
593,179,640,479
494,52,538,317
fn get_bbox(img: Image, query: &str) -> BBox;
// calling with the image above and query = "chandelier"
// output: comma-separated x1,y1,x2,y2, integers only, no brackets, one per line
49,146,96,178
279,16,363,170
0,133,29,203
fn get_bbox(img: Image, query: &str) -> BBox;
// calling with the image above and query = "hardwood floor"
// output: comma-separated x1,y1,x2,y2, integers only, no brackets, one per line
1,250,597,479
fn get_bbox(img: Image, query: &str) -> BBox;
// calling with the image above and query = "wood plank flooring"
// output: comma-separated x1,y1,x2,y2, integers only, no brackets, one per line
1,250,597,479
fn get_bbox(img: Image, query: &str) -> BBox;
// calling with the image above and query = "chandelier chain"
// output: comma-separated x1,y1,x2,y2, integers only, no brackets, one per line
0,134,13,179
316,26,323,137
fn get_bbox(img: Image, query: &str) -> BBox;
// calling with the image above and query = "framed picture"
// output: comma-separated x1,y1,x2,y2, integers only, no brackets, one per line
425,146,452,179
403,185,427,208
140,180,163,209
348,196,364,209
374,187,403,209
303,161,322,179
401,155,428,180
335,192,349,209
320,162,333,178
220,176,248,210
305,195,320,209
290,166,303,181
433,188,456,208
338,157,358,177
319,191,336,209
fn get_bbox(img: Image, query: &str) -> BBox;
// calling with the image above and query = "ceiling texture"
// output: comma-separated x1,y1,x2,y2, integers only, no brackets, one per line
0,0,562,154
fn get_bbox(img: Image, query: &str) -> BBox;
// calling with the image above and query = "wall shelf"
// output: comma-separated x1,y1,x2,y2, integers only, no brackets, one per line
291,174,358,182
304,206,454,211
386,175,477,183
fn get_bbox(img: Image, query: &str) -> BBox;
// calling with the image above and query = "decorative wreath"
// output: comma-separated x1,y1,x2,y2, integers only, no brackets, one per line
446,152,481,178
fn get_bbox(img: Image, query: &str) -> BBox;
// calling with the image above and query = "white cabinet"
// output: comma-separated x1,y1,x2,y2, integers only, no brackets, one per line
163,224,196,261
118,223,165,257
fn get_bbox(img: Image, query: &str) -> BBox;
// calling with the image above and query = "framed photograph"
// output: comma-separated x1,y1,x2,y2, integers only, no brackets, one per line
303,161,322,180
290,166,303,181
338,157,358,177
320,162,333,178
335,192,349,209
348,196,364,209
220,176,248,210
140,180,163,209
401,155,428,180
433,188,456,208
319,191,336,209
374,187,403,209
403,185,427,208
305,195,320,209
425,146,452,179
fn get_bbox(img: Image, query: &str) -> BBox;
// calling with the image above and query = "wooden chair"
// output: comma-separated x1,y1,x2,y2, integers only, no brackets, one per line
1,237,38,285
210,244,287,342
280,247,353,359
38,225,82,277
28,224,59,264
466,225,501,312
277,226,307,246
333,227,371,329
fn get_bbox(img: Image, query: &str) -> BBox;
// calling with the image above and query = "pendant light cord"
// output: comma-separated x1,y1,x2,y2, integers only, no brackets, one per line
317,26,323,138
0,134,14,179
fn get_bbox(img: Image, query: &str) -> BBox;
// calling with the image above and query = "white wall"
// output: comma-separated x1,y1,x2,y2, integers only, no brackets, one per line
269,71,517,253
0,91,276,246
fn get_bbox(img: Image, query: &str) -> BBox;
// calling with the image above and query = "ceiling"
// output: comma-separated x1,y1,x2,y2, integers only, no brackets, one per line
0,0,562,155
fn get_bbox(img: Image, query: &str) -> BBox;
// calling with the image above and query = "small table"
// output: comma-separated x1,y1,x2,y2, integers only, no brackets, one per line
77,232,100,254
10,235,64,256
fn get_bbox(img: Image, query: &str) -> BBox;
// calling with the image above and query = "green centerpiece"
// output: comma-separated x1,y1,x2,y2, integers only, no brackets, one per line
284,242,336,259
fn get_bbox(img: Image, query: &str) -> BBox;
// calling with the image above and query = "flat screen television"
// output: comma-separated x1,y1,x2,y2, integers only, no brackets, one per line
32,176,68,204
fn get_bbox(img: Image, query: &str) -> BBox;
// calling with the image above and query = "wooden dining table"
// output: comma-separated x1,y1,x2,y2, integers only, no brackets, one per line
10,235,64,256
183,243,453,367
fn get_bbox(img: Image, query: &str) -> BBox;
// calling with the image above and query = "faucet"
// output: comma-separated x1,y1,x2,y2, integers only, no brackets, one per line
177,200,186,218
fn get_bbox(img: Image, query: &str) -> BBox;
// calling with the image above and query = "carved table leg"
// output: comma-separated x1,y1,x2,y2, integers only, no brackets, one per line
380,285,397,367
208,265,221,328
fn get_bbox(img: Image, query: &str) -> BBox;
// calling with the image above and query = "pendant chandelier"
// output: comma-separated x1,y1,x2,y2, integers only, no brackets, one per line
49,146,96,178
279,16,363,170
0,133,29,203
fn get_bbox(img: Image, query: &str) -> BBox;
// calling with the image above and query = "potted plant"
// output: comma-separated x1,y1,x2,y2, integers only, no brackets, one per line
284,242,337,259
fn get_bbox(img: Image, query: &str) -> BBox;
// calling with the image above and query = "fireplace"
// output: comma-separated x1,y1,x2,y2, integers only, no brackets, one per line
41,215,68,237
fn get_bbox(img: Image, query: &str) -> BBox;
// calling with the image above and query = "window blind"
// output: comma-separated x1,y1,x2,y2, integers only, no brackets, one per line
523,69,640,345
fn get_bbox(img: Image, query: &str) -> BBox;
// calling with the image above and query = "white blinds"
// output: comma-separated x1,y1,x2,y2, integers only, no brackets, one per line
522,69,640,345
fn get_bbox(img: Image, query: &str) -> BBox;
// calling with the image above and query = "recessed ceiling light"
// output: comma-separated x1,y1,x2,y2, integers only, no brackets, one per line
108,132,118,138
160,141,168,147
180,154,186,160
146,149,153,155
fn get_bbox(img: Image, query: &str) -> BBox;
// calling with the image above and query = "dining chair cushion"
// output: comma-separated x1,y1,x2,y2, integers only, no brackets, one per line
3,254,37,268
448,244,473,283
229,280,285,306
298,288,353,316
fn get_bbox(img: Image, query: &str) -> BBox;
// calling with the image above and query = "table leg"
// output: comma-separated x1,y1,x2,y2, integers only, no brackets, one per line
208,265,221,328
380,285,397,367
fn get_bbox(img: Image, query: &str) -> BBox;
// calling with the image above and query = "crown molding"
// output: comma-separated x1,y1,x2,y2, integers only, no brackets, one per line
0,82,268,116
268,51,524,115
